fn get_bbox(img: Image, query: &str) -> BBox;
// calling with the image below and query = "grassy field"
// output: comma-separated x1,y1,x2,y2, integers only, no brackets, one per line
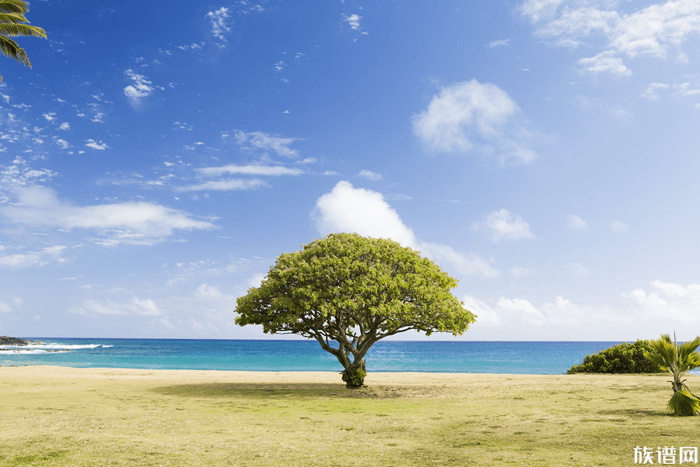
0,366,698,466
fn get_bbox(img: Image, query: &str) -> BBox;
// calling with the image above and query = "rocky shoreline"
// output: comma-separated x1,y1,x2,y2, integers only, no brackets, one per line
0,336,45,346
0,336,72,354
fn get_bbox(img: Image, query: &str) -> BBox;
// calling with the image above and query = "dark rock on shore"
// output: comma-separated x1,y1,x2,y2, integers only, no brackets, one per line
0,336,44,346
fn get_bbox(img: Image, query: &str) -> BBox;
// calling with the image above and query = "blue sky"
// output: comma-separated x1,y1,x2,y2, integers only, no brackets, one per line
1,0,700,340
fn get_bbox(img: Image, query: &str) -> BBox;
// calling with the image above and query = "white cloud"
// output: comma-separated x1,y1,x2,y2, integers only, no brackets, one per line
176,179,269,192
641,82,670,100
358,169,383,181
312,181,497,277
70,297,161,316
575,95,633,122
518,0,567,23
124,69,155,109
0,245,66,268
498,297,545,319
343,13,362,31
611,220,628,233
85,139,109,150
521,0,700,75
464,293,611,332
488,38,511,48
626,280,700,323
59,122,70,130
577,51,631,77
245,273,266,290
567,214,589,231
177,42,204,51
0,297,22,313
461,295,502,326
472,209,535,242
0,185,215,246
465,279,700,339
207,7,232,43
42,112,56,122
228,130,301,158
55,138,71,149
673,81,700,97
412,80,536,164
196,164,303,177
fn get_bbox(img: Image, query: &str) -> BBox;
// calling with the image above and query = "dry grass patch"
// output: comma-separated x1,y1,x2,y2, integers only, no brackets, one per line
0,366,698,466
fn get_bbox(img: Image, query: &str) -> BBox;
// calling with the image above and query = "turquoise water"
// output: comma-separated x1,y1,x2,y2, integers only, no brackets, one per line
0,338,623,374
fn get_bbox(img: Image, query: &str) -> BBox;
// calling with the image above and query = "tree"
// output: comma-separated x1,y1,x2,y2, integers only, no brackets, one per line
645,333,700,416
234,233,476,388
0,0,46,83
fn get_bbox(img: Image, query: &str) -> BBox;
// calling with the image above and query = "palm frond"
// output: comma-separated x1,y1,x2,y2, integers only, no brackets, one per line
0,0,29,14
668,390,700,416
0,12,28,24
0,34,29,66
0,23,46,39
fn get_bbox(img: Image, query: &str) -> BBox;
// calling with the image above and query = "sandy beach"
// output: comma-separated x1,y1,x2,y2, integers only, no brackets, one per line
1,366,698,466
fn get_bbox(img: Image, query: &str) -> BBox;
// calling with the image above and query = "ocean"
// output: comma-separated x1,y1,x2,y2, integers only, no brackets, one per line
0,338,623,374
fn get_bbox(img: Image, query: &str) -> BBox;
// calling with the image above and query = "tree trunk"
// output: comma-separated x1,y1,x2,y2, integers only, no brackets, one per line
341,359,367,388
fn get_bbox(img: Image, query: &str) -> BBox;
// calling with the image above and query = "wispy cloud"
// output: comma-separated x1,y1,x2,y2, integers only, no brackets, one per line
488,38,510,48
567,214,589,231
124,69,157,109
0,245,66,268
175,179,269,192
577,51,631,77
0,185,215,246
358,169,383,181
196,164,303,177
412,80,537,164
207,7,232,44
55,138,71,149
520,0,700,76
641,82,671,100
344,13,362,31
611,220,628,233
85,139,109,150
472,209,535,242
69,297,161,316
226,130,301,158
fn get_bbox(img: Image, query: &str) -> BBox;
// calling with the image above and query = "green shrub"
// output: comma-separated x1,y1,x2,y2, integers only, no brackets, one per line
567,340,664,374
341,368,367,388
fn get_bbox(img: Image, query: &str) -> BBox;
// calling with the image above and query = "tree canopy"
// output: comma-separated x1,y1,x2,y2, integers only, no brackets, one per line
234,233,476,387
0,0,46,83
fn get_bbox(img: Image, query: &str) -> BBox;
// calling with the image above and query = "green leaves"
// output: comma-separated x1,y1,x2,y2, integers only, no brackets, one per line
234,233,476,376
668,390,700,417
0,0,46,83
645,333,700,416
567,340,663,374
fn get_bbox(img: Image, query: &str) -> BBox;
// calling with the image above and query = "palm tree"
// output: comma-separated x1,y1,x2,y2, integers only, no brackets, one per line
0,0,46,83
646,333,700,416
